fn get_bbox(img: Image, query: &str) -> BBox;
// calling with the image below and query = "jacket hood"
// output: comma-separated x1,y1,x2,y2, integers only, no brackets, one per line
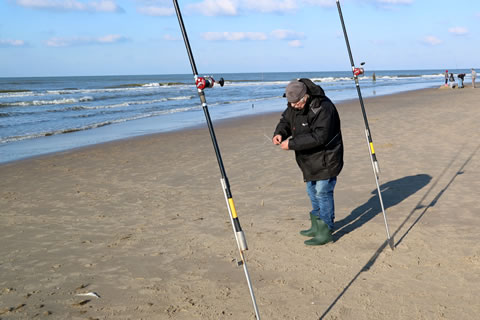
298,78,325,98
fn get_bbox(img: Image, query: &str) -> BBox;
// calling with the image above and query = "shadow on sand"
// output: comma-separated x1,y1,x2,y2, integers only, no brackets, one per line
319,143,479,319
317,174,432,320
333,174,432,241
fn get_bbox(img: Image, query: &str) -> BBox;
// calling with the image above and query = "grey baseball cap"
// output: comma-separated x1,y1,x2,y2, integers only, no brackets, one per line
285,81,307,103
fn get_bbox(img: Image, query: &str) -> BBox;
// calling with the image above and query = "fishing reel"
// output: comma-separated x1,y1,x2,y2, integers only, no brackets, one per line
195,76,225,90
353,62,366,77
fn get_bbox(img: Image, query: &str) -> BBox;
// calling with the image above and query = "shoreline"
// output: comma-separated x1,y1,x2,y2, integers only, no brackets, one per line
0,85,444,167
1,85,479,319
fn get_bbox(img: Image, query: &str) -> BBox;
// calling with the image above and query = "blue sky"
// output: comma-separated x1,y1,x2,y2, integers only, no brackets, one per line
1,0,479,77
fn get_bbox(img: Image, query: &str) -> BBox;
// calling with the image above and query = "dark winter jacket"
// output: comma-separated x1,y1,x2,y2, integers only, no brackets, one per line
274,78,344,181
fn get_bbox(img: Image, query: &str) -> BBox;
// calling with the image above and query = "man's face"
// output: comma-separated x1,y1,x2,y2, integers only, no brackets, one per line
290,95,308,110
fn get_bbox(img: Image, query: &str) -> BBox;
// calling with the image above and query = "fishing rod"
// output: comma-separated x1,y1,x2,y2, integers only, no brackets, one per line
336,0,394,250
172,1,261,318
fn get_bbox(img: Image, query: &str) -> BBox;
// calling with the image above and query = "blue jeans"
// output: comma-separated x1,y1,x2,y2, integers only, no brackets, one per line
306,177,337,230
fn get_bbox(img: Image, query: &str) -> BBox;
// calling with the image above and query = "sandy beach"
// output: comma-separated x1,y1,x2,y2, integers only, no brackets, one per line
1,86,479,319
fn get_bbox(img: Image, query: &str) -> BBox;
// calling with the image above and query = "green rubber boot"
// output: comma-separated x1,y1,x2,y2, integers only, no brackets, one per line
300,213,318,237
304,218,332,246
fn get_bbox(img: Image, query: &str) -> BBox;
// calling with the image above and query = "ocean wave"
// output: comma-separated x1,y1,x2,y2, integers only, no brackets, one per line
0,121,119,144
167,95,194,100
311,77,353,82
0,89,103,98
63,97,192,111
0,90,83,98
0,91,36,99
102,82,188,89
421,73,444,78
2,96,94,107
0,89,31,94
0,70,457,150
0,104,204,144
2,95,193,114
223,75,433,85
143,82,186,87
41,85,174,97
223,76,407,85
223,80,290,87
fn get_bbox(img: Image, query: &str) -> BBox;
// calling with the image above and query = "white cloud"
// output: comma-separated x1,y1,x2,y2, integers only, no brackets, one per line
46,38,70,47
302,0,334,7
448,27,468,36
201,32,267,41
90,0,120,12
288,40,303,47
163,34,180,41
201,29,307,45
46,34,129,47
200,29,307,48
271,29,305,40
15,0,124,13
243,0,297,13
187,0,237,16
184,0,333,16
97,34,127,43
137,6,174,16
422,36,442,46
373,0,413,10
0,39,26,47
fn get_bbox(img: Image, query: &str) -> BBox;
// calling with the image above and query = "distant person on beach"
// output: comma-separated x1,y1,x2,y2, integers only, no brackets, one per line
458,73,465,88
449,73,457,88
272,79,343,246
472,68,477,88
445,70,449,86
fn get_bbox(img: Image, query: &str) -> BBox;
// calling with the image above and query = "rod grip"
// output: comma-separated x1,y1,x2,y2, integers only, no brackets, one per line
236,231,248,251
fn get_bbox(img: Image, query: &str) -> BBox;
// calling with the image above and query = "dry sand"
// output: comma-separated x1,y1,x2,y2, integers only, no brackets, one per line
1,86,479,319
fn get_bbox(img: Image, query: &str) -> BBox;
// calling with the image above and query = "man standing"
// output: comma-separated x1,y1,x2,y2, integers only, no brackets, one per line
472,68,477,88
273,79,344,246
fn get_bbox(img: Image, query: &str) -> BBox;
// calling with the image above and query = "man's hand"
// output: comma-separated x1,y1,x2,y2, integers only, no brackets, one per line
272,134,282,145
280,140,289,150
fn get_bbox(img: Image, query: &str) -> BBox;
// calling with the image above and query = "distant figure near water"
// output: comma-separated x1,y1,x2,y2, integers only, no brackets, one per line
449,73,457,88
457,73,465,88
444,70,449,86
472,68,477,88
372,72,376,82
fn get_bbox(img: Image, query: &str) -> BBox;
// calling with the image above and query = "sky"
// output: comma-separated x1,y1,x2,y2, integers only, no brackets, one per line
0,0,479,77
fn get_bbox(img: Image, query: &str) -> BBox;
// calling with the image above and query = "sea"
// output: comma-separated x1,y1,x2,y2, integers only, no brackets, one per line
0,69,472,164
